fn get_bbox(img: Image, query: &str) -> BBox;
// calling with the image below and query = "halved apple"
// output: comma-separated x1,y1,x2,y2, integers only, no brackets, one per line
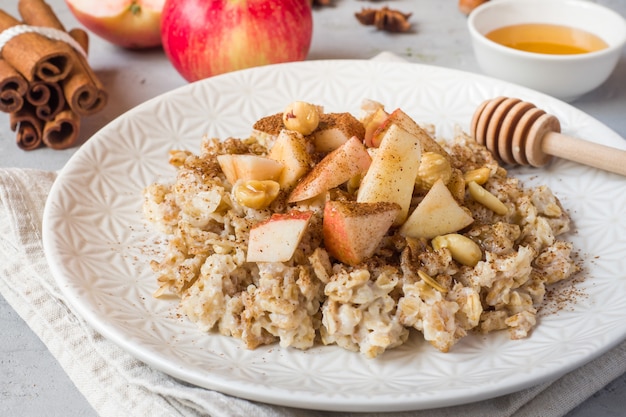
66,0,165,49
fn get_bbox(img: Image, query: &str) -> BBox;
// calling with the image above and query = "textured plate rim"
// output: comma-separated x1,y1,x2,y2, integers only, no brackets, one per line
42,59,626,412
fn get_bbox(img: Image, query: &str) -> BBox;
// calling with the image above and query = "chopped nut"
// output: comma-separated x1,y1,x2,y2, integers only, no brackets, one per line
233,179,280,209
467,181,508,215
432,233,483,267
415,151,453,191
464,167,491,185
417,269,448,293
282,101,321,135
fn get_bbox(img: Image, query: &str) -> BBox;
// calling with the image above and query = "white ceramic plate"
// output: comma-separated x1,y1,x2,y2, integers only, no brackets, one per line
42,60,626,412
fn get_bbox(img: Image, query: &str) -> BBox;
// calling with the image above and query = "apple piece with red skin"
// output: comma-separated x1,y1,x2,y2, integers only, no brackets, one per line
160,0,313,82
362,107,389,147
216,154,284,185
370,108,450,160
246,210,313,263
357,123,422,225
288,136,371,203
65,0,164,49
323,200,401,266
310,127,350,154
268,129,312,189
310,113,366,153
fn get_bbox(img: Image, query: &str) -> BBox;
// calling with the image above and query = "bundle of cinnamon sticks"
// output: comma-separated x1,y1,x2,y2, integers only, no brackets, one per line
0,0,107,150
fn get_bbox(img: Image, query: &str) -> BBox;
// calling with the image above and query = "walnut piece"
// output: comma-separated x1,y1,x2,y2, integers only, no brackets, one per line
355,6,412,33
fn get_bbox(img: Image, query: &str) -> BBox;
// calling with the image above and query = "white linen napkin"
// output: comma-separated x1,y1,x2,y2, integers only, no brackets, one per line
1,166,626,417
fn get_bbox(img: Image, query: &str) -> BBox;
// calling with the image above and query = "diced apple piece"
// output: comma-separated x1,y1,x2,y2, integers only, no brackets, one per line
216,154,284,185
246,210,313,263
357,98,387,146
310,113,366,153
363,107,390,147
357,123,422,225
288,137,371,203
359,98,385,117
268,129,312,189
399,179,474,239
251,112,283,148
371,108,450,160
323,200,400,265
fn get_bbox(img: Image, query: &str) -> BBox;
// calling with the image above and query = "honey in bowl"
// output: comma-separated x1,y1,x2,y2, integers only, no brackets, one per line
485,23,608,55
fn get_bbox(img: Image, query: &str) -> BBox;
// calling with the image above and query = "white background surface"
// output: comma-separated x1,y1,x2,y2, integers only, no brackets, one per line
1,0,625,416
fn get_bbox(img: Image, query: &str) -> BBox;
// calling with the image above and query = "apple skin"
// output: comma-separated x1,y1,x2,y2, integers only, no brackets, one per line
323,200,400,266
357,123,422,226
268,129,312,189
160,0,313,82
247,210,313,263
288,136,371,203
371,108,450,160
65,0,165,49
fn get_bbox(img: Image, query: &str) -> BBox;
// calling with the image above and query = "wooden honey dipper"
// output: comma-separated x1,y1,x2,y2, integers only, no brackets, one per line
470,96,626,176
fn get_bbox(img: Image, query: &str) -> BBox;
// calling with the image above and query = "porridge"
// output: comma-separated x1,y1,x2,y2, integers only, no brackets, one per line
142,99,579,358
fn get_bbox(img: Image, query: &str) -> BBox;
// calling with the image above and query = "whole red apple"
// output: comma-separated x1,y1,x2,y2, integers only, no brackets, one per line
160,0,313,82
65,0,165,49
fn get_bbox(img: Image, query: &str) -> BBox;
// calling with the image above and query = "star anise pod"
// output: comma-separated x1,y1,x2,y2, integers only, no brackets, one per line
355,6,412,33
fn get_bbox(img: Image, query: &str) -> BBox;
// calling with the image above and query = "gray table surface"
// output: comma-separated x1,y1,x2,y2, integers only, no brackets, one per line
1,0,625,416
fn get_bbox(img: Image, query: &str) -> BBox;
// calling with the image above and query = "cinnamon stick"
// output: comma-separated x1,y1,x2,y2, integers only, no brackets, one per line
0,10,74,82
68,28,89,55
18,0,90,56
0,0,107,151
10,103,44,150
0,59,28,113
19,0,107,116
64,29,107,116
18,0,65,29
42,108,80,149
26,80,65,121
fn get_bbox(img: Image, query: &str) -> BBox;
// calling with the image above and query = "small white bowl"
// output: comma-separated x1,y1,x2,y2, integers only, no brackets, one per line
467,0,626,101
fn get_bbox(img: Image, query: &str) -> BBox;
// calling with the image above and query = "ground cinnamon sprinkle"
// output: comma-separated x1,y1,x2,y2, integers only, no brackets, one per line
539,252,587,316
316,112,366,138
253,113,284,135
